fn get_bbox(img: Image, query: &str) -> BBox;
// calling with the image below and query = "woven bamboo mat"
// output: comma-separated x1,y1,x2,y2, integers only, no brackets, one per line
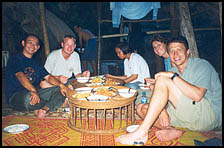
2,115,221,146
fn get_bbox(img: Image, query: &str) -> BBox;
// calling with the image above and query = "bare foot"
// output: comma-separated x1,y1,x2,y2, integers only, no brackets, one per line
115,129,149,145
155,128,185,141
37,109,47,118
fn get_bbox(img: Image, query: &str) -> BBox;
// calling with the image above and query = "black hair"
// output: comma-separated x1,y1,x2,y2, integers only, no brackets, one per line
24,34,40,45
115,42,132,55
150,34,167,45
167,36,189,50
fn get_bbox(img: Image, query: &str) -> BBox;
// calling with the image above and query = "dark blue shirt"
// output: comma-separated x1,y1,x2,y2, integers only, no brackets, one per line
5,52,49,104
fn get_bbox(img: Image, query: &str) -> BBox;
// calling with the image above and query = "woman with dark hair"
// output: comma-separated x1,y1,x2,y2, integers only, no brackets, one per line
105,42,150,90
150,34,174,71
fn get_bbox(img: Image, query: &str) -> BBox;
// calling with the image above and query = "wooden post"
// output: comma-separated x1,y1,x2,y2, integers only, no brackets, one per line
219,2,222,39
177,2,199,58
97,2,102,76
169,2,180,37
39,2,50,58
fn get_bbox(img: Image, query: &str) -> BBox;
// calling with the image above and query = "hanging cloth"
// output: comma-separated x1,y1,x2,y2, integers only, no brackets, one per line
110,2,161,28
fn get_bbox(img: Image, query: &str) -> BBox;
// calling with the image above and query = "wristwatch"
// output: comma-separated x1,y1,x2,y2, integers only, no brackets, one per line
171,73,179,80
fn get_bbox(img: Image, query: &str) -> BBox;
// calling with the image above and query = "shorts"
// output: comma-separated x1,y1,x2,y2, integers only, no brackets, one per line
167,94,219,132
82,38,97,60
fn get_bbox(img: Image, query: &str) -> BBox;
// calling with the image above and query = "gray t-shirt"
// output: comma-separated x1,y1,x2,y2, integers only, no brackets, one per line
169,57,222,127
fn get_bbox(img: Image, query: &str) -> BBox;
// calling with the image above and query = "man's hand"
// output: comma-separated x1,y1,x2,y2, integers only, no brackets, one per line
29,91,40,106
105,74,113,78
59,84,69,97
144,78,155,90
59,75,69,84
82,70,90,77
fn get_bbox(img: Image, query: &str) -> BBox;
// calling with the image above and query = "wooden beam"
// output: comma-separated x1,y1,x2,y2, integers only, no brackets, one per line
100,28,220,39
100,18,171,23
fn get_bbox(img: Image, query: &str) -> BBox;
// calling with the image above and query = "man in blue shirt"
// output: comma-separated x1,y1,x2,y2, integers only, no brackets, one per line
5,34,68,118
116,36,221,145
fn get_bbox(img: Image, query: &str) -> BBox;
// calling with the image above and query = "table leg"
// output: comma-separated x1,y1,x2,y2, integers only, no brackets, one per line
132,102,135,123
74,106,77,127
119,107,122,128
80,108,82,128
130,104,132,124
103,109,106,129
86,109,89,129
126,105,128,126
112,108,114,129
94,109,97,130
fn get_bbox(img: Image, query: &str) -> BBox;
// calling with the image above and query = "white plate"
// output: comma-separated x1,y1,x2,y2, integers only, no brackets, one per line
75,87,92,93
118,88,136,98
87,95,108,102
140,87,150,90
138,84,150,90
126,125,140,133
3,124,29,134
77,77,89,83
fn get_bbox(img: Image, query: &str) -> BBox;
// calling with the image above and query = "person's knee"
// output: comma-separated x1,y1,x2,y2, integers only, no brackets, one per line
155,76,171,87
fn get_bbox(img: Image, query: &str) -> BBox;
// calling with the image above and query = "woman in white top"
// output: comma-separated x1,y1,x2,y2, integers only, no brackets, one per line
106,42,150,90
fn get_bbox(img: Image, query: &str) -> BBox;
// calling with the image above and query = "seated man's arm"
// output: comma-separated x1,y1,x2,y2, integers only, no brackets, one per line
15,72,40,105
105,74,127,80
44,74,68,97
155,71,207,102
173,76,207,102
124,74,138,84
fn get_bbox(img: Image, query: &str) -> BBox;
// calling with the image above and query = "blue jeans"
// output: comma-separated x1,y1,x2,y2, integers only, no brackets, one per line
9,86,66,112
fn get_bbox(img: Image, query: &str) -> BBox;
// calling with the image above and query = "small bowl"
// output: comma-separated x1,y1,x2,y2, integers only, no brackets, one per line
77,77,89,83
118,88,136,98
75,87,92,93
126,125,140,133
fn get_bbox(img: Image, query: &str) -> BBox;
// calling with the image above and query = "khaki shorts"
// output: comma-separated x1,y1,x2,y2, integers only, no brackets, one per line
167,94,219,132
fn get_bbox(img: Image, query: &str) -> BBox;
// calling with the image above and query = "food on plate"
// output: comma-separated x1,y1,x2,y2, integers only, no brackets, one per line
91,77,104,83
105,78,119,85
72,92,91,99
94,87,115,97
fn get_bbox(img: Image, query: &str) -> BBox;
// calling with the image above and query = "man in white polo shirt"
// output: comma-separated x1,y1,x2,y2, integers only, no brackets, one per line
40,35,90,88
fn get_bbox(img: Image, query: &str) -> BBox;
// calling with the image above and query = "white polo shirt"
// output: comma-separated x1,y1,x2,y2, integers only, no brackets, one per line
44,49,81,78
124,53,150,83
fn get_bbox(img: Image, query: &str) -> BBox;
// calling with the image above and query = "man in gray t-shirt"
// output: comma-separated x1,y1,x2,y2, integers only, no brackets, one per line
116,36,221,145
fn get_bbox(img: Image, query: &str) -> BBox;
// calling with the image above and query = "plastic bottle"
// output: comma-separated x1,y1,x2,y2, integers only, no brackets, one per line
140,91,148,104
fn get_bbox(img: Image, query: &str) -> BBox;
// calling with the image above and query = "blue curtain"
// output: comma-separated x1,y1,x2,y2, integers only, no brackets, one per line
110,2,161,28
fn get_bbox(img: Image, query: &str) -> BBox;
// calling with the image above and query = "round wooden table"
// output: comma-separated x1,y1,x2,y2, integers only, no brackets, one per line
67,85,137,134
